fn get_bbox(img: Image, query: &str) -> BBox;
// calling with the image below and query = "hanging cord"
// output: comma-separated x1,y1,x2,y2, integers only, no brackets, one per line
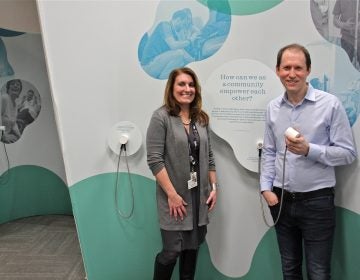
114,143,134,219
0,130,10,184
259,145,287,227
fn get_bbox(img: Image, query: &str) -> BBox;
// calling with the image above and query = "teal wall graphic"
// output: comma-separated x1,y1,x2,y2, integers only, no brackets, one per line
70,173,160,279
197,0,283,15
0,165,71,224
138,0,231,79
69,172,283,279
70,172,360,279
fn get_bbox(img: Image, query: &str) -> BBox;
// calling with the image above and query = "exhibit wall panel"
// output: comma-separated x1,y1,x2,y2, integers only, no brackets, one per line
37,1,360,279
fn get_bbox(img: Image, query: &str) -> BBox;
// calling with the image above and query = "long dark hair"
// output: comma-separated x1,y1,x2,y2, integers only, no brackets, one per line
163,67,209,126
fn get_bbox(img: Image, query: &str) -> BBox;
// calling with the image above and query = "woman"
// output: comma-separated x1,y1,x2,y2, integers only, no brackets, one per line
146,67,218,280
1,79,22,143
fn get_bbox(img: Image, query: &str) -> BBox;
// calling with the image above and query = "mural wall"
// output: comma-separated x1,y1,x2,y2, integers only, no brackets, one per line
37,0,360,279
0,29,72,222
0,13,71,223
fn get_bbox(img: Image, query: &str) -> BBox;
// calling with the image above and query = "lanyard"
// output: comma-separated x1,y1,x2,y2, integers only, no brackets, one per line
187,123,199,171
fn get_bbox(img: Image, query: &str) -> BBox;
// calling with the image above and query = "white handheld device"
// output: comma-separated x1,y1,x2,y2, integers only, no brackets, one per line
284,127,300,138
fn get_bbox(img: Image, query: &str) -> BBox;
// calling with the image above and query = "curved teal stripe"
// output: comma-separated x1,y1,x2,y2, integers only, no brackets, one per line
197,0,283,16
0,165,72,224
70,173,360,279
332,207,360,279
197,208,360,279
70,173,161,279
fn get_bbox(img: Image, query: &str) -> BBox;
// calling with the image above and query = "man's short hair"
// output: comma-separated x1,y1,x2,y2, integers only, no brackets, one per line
276,43,311,70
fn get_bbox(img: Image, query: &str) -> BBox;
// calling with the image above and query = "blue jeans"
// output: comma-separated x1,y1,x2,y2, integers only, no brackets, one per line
270,189,335,280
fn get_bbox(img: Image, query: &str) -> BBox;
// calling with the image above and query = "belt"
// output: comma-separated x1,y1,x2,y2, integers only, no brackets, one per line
273,187,334,201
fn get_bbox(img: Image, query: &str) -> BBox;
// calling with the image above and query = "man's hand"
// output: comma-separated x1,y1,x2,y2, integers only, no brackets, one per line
262,191,279,206
285,134,309,156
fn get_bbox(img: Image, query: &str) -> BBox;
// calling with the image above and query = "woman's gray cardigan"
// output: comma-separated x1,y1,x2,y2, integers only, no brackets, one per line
146,106,216,230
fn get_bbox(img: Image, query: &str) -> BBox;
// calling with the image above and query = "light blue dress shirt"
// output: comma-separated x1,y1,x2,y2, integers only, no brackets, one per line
260,84,357,192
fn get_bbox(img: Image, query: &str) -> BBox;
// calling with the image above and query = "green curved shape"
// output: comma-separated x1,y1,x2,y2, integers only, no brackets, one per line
332,207,360,279
197,208,360,279
70,172,360,279
197,0,283,16
0,165,71,224
70,173,161,279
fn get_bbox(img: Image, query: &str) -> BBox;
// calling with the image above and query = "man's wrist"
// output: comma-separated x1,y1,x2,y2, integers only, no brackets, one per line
304,144,310,157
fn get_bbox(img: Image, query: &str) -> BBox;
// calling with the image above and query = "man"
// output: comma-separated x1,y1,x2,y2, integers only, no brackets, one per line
260,43,357,280
333,0,360,67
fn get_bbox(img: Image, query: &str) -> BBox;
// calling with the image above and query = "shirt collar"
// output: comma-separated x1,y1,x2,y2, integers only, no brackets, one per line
305,83,316,102
281,83,315,105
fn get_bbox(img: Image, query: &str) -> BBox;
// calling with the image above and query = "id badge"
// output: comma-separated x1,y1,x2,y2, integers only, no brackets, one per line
187,171,198,189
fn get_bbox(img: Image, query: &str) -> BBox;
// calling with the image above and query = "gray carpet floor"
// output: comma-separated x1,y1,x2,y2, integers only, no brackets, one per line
0,215,86,280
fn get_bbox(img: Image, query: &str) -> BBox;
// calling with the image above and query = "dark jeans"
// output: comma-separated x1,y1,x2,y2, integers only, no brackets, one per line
270,188,335,280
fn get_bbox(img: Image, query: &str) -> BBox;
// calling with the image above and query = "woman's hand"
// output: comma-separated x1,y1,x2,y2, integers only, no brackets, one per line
168,193,187,220
206,190,217,211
